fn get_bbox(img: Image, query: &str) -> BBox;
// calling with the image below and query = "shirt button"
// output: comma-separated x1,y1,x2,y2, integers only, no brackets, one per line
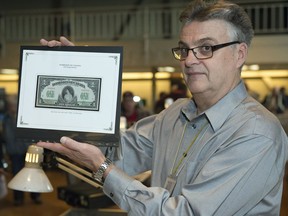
192,124,196,129
110,192,114,197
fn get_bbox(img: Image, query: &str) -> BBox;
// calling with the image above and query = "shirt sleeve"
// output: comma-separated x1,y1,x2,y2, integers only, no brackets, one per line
103,167,190,215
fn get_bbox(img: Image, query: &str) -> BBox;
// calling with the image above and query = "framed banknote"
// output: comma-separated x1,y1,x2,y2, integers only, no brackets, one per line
16,46,123,146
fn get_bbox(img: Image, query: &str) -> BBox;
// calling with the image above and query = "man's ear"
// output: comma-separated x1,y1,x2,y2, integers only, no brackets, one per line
236,42,248,68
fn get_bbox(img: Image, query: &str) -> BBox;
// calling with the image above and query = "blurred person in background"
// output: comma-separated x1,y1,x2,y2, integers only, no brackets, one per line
168,81,188,101
154,91,168,114
121,91,151,128
0,139,8,200
263,87,287,114
279,86,288,110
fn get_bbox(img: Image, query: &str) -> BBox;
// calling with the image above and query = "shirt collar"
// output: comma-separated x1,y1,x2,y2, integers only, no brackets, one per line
181,80,248,132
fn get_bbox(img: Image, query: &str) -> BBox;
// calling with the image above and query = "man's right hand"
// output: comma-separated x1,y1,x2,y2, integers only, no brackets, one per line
40,36,75,47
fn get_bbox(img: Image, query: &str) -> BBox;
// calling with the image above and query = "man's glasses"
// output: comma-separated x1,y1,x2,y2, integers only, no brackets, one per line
172,41,240,61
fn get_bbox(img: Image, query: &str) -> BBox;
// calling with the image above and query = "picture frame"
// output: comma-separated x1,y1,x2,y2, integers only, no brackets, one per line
16,46,123,147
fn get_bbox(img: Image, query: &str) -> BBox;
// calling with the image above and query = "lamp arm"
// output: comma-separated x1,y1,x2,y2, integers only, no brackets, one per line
55,157,152,188
56,157,92,179
56,156,103,188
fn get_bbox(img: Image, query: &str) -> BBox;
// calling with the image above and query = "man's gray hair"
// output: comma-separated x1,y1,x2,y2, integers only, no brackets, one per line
179,0,254,46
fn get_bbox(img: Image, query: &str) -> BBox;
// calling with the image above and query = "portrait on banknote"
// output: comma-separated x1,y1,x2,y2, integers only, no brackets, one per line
16,46,123,145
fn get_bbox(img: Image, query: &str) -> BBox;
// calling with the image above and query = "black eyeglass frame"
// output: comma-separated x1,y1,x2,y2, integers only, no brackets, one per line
172,41,241,61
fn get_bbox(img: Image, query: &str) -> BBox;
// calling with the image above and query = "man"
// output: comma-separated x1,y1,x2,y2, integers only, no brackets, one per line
38,0,288,215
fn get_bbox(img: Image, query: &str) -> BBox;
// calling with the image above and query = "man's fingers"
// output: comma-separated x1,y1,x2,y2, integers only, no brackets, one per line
40,38,48,46
37,141,63,153
40,37,75,47
60,136,70,145
47,40,62,47
60,36,75,46
40,39,62,47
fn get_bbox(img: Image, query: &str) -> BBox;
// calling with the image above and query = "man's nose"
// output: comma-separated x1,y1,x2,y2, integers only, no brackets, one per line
184,50,200,65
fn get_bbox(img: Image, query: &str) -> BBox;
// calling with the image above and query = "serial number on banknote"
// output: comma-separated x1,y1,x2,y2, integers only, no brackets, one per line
35,75,101,111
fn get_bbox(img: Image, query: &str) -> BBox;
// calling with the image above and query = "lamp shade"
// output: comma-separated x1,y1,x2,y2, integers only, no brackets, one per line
8,145,53,193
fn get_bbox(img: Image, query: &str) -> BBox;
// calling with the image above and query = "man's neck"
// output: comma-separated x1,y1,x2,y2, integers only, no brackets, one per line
193,80,241,113
193,93,217,114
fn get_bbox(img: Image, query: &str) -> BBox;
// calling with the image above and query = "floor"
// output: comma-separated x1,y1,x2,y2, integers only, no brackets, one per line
0,169,71,216
0,166,287,216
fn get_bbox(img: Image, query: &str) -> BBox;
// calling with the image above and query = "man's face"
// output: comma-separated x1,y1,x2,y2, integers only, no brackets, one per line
179,19,246,104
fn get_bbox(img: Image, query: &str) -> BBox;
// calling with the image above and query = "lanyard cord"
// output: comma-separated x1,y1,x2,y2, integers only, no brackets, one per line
170,122,188,176
171,122,208,177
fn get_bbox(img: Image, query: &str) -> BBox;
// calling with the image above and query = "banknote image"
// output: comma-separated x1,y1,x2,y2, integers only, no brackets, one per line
36,75,101,111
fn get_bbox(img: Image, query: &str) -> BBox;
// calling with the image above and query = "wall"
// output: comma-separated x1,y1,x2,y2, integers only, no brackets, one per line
0,34,288,111
248,35,288,65
1,34,288,70
1,0,191,10
1,0,281,11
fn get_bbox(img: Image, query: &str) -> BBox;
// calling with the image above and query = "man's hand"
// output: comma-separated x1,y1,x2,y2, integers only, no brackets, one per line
37,136,106,172
40,36,75,47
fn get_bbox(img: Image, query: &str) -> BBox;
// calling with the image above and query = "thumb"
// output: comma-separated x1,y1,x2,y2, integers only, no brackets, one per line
59,36,75,46
60,136,80,150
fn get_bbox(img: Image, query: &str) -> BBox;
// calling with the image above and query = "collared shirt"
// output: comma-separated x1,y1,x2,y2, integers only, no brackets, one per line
103,80,288,216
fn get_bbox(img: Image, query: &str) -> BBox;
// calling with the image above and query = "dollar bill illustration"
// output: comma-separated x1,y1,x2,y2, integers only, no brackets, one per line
36,75,101,111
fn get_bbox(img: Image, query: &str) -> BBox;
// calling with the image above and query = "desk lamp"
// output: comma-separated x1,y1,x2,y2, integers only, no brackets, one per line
8,144,103,193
